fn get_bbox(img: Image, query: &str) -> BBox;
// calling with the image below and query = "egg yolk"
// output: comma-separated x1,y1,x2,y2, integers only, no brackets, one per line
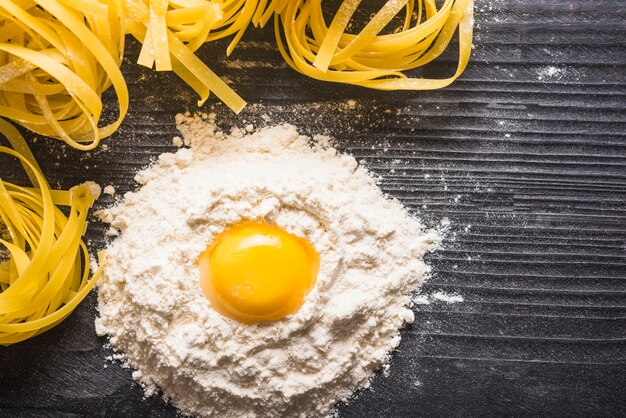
198,221,319,323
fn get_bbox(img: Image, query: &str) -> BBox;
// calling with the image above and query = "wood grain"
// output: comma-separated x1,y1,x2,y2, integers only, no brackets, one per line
0,0,625,417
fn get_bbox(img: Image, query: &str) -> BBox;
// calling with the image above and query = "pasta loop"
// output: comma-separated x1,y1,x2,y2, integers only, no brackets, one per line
127,0,291,113
0,0,129,150
275,0,474,90
0,118,102,345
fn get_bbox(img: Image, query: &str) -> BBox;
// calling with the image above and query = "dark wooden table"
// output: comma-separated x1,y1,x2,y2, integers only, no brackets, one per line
1,1,625,417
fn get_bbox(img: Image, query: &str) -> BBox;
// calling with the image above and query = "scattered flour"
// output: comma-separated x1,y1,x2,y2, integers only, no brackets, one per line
83,181,101,200
537,66,565,81
412,295,431,306
431,291,464,304
95,115,441,418
412,289,464,306
172,136,184,147
103,185,116,196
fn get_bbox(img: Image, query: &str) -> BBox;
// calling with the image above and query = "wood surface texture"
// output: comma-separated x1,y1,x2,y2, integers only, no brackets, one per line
0,0,625,417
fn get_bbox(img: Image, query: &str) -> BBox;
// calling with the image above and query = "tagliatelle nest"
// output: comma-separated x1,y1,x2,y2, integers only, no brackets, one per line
0,119,102,345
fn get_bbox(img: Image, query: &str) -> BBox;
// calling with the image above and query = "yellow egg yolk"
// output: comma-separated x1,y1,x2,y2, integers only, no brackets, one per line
197,221,319,323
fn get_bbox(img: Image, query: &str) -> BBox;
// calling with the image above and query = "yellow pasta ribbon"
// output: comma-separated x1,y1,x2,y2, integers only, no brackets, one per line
0,0,129,150
129,0,252,113
274,0,474,90
0,118,102,345
130,0,300,113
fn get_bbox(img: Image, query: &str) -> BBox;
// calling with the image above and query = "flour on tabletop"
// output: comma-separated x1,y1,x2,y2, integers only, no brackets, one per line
537,66,565,81
95,114,441,418
103,185,116,196
412,295,431,305
431,291,464,304
172,136,184,147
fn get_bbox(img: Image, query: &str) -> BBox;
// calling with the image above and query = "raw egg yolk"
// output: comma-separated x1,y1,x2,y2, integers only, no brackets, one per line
198,221,319,323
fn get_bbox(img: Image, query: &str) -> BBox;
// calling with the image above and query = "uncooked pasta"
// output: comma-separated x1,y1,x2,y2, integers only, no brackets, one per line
0,119,101,345
1,0,475,149
274,0,474,90
0,0,128,150
127,0,261,113
126,0,290,113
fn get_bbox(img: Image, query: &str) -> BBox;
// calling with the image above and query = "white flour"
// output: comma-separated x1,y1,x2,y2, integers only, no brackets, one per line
431,291,464,304
95,114,440,418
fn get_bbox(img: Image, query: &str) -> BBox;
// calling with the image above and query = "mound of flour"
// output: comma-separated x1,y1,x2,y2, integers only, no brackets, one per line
95,114,440,417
